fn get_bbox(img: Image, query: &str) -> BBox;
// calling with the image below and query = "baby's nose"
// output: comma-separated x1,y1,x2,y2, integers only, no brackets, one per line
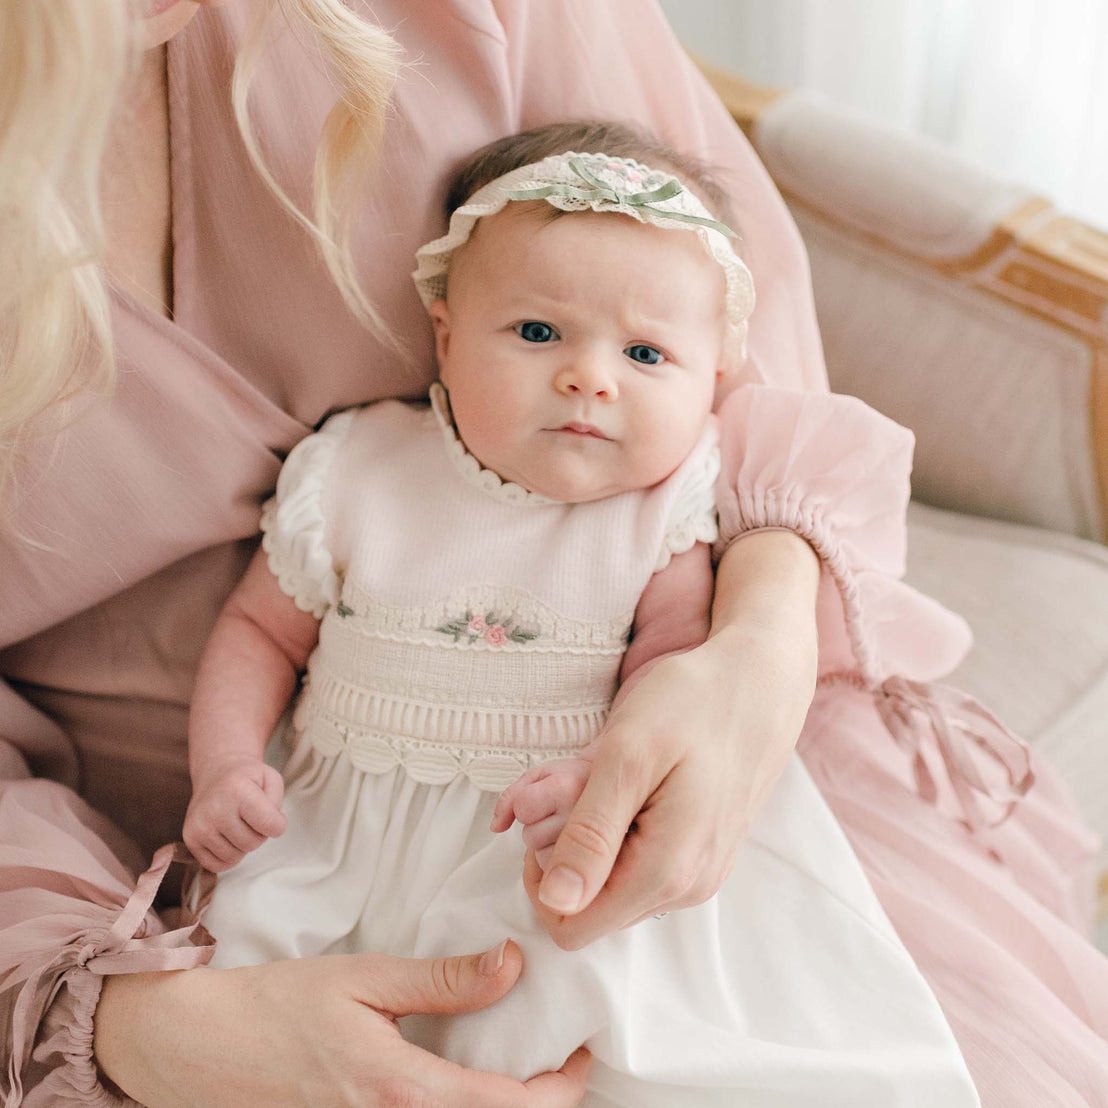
554,360,618,401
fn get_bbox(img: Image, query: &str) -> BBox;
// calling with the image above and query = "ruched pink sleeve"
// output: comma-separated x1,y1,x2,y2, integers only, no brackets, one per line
713,384,970,681
0,776,214,1106
714,385,1035,834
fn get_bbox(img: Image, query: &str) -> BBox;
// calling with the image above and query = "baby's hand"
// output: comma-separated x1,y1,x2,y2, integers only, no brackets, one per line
183,758,287,873
490,756,593,871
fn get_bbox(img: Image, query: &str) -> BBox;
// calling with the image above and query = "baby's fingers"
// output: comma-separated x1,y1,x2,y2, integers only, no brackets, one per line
522,813,569,858
491,765,550,832
240,785,287,839
514,765,591,828
189,831,245,874
259,763,285,805
220,817,268,854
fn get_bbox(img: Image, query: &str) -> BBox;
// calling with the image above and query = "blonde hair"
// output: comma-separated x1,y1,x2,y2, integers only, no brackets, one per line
0,0,402,510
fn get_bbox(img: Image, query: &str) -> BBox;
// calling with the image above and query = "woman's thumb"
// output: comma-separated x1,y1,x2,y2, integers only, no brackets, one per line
364,940,522,1018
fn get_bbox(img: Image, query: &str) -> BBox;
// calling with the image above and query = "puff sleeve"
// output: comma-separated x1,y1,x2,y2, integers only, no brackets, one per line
259,411,354,618
714,385,1036,832
713,384,973,682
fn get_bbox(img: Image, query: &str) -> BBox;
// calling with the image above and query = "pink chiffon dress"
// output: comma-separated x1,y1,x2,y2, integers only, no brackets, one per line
2,2,1107,1105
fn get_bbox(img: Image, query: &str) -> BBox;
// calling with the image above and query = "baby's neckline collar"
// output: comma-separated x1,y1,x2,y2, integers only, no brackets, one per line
429,383,560,508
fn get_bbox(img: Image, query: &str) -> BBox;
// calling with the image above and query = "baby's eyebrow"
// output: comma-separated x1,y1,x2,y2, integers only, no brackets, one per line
495,291,572,315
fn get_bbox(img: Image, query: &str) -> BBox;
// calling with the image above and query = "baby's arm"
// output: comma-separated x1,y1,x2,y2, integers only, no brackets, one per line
183,546,322,872
490,543,714,868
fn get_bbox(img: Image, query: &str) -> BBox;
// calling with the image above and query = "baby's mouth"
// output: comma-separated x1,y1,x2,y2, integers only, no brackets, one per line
553,422,610,440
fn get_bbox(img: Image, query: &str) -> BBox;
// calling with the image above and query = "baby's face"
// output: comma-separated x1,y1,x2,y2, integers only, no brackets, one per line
430,203,730,503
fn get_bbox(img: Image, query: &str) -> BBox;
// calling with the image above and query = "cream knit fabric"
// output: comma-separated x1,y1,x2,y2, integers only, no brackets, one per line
261,389,719,791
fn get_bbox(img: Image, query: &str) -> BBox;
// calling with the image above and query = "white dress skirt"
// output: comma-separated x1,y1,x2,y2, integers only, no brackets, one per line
206,735,979,1107
202,395,980,1105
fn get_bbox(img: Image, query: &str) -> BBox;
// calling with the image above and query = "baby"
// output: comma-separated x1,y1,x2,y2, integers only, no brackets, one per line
189,122,979,1106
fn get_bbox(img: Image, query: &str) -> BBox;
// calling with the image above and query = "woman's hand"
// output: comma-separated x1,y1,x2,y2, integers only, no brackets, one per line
93,942,591,1107
527,531,821,950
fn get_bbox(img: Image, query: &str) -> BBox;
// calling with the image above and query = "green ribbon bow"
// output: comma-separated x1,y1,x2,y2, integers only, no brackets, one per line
506,156,737,239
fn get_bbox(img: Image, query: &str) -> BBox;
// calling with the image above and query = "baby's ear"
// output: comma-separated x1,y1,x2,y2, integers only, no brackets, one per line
715,323,750,384
429,299,452,383
715,348,742,384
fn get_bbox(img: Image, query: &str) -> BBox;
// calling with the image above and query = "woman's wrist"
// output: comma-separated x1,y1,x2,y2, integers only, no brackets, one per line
712,531,819,643
93,970,197,1103
707,529,820,729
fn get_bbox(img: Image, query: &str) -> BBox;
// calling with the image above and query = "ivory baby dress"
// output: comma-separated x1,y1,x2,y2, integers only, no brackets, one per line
202,384,980,1107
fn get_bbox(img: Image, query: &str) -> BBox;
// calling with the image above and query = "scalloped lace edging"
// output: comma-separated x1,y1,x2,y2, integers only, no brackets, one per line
307,720,588,792
654,511,720,571
654,442,721,570
260,519,331,618
429,383,558,507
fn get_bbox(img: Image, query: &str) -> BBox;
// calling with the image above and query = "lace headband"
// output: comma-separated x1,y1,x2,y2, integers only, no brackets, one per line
412,151,756,358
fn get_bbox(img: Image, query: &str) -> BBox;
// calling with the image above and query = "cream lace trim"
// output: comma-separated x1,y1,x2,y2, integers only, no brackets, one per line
654,443,721,571
429,383,558,507
655,511,720,572
305,716,589,792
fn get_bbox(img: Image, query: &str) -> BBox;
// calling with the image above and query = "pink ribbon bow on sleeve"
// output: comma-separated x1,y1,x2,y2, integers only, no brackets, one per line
874,675,1035,834
5,843,215,1107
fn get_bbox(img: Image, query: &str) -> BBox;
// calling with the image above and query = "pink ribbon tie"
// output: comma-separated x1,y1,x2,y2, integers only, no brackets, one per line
4,843,215,1107
874,675,1035,833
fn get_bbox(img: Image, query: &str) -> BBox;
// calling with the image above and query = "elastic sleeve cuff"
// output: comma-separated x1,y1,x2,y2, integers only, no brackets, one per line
26,969,133,1107
2,775,215,1106
712,385,970,683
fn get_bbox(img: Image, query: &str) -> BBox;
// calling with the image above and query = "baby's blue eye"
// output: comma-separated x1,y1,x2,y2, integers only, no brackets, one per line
515,321,559,343
624,344,664,366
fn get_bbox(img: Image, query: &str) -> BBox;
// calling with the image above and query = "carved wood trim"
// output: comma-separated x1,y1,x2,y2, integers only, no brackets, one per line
693,56,784,137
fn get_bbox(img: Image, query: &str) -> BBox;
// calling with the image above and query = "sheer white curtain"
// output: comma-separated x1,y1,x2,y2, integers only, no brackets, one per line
661,0,1108,230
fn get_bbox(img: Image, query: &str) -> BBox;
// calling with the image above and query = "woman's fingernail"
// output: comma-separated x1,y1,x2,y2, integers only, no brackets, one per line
478,939,509,976
539,866,584,912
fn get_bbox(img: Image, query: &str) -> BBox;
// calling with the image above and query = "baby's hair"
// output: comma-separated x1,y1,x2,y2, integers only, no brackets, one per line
444,120,737,231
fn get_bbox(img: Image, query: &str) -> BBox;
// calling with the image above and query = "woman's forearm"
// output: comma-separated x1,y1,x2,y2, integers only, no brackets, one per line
527,530,825,945
705,530,822,810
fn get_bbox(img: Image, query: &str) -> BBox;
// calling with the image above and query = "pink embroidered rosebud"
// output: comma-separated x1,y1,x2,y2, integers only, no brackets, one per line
485,624,507,646
469,615,487,633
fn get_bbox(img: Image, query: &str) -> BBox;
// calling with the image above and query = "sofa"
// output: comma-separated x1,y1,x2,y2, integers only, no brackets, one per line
700,61,1108,952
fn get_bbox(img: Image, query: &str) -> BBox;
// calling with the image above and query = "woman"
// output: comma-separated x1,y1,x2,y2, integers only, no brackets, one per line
1,1,1105,1105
